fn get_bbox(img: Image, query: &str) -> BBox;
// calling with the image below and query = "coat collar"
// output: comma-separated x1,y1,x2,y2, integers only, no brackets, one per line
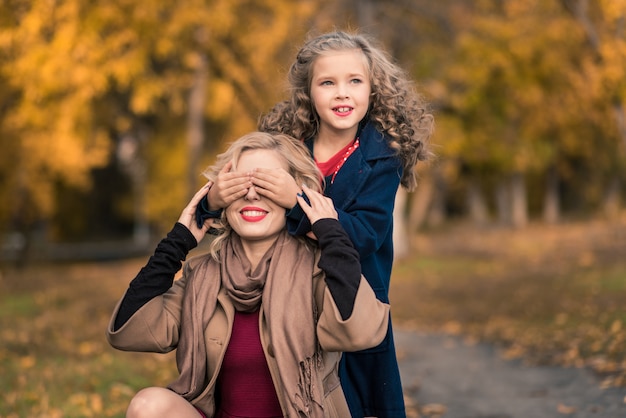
356,121,397,161
305,121,400,209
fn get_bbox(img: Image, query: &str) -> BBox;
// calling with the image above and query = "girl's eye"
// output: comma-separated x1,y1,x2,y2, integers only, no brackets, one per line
320,80,333,86
351,78,363,84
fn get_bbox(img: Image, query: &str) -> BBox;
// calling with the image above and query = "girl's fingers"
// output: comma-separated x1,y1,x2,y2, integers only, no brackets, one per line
221,161,233,174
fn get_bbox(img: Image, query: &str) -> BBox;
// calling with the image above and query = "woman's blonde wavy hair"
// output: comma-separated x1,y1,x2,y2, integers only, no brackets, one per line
259,30,434,191
201,131,322,260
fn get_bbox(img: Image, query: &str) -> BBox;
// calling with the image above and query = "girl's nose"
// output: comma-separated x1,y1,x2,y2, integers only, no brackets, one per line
244,186,260,201
336,83,348,99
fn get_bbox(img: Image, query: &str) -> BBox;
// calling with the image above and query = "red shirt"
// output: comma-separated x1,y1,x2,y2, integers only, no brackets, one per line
315,138,360,184
216,310,282,418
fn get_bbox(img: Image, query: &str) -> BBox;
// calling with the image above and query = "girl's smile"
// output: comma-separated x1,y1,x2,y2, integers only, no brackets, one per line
333,106,354,116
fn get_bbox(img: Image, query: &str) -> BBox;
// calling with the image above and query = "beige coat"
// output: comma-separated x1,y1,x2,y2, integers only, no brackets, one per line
106,253,390,417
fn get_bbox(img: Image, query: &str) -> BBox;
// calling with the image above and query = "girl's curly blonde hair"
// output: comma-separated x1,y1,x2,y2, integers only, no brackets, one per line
259,30,434,191
201,131,322,259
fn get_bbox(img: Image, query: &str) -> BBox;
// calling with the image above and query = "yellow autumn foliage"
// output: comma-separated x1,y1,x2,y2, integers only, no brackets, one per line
1,0,625,233
0,0,316,229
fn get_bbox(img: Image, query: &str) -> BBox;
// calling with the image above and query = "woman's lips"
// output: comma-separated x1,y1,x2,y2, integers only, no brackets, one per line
240,207,268,222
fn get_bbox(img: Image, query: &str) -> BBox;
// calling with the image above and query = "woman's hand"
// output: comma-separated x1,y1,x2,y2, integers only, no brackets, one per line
251,167,301,209
207,161,251,210
296,184,338,225
178,182,215,243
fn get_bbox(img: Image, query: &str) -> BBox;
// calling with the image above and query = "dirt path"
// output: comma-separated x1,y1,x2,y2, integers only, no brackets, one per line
395,328,626,418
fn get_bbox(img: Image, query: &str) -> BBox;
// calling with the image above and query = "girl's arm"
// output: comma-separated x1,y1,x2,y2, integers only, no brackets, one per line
290,156,400,258
334,157,400,257
311,218,360,320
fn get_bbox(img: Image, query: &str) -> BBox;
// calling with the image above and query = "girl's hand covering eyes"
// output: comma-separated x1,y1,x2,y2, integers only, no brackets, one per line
208,161,251,210
251,167,301,209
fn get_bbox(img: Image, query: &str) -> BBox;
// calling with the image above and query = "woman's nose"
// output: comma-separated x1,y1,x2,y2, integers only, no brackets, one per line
244,186,260,201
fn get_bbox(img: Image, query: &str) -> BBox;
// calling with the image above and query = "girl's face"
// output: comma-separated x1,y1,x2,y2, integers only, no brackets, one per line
225,149,288,249
310,49,371,140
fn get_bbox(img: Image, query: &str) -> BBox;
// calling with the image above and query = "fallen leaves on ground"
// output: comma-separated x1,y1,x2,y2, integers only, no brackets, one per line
392,218,626,392
0,258,179,417
1,218,625,416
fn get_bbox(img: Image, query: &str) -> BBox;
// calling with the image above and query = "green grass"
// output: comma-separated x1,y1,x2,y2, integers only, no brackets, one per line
0,294,39,317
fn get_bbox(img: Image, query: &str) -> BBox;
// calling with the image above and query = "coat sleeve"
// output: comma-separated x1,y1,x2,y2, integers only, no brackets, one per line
316,275,390,353
312,219,390,352
113,223,197,330
106,268,189,353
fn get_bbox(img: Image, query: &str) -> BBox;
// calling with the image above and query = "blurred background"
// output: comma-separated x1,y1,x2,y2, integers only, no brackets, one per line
2,1,626,417
1,0,624,262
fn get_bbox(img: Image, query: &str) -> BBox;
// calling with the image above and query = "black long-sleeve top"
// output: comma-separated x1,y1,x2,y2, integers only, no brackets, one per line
113,218,361,331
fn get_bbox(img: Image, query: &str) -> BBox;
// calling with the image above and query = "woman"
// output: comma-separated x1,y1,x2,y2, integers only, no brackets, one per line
106,132,390,418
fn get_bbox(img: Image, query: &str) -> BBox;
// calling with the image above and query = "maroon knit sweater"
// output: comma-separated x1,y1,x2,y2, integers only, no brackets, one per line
215,310,282,417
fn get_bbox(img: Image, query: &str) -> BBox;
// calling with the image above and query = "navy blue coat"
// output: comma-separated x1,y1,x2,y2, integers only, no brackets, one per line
287,121,406,418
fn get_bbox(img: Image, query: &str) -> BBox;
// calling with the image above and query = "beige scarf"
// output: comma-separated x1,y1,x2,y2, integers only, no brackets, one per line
168,230,324,417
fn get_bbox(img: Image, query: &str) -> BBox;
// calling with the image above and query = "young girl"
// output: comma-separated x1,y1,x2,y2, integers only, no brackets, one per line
204,31,434,418
260,32,433,418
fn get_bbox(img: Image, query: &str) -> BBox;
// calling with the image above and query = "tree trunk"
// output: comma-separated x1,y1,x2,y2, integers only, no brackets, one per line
543,165,560,224
495,173,528,227
603,176,621,220
408,171,435,232
117,130,150,247
187,52,208,200
495,179,511,226
562,0,625,214
355,0,375,27
466,178,489,225
427,169,446,227
393,187,409,260
131,150,149,247
510,171,528,228
352,0,417,259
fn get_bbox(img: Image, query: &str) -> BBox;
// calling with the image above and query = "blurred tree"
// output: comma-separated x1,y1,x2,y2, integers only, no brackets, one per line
560,0,626,219
429,0,616,226
1,0,624,260
0,0,111,256
0,0,316,254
